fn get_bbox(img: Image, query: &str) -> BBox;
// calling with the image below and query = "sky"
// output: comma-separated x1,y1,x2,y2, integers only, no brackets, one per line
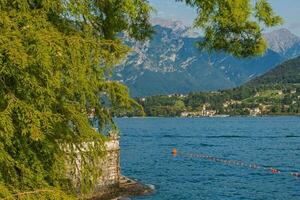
148,0,300,36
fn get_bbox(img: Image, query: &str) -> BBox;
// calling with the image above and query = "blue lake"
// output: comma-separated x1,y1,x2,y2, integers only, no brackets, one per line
115,117,300,200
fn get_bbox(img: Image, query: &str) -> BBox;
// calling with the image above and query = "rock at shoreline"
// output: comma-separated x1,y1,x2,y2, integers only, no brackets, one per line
114,197,131,200
89,176,154,200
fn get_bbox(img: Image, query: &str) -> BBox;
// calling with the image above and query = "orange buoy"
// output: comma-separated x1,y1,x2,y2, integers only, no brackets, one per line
172,148,177,156
271,168,280,174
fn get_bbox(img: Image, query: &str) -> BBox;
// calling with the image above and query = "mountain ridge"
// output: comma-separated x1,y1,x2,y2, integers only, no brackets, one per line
264,28,300,56
133,56,300,117
114,19,300,97
247,55,300,86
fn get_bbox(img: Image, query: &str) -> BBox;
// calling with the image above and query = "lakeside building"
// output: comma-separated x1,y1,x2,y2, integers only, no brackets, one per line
223,100,242,108
181,104,217,117
168,93,187,98
249,107,262,116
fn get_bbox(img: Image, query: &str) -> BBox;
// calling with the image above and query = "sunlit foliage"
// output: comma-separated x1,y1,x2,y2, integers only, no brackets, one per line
0,0,151,198
179,0,282,57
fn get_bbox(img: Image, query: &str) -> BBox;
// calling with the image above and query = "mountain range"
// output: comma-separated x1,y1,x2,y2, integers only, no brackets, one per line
135,56,300,117
113,18,300,97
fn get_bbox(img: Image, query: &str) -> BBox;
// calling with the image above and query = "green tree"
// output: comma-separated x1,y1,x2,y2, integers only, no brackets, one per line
174,100,186,110
180,0,282,57
0,0,151,198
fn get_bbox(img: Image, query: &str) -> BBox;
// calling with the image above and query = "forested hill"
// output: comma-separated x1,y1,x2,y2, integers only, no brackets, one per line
123,56,300,117
247,56,300,86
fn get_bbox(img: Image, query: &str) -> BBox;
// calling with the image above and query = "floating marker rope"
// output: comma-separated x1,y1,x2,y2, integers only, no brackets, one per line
172,148,300,178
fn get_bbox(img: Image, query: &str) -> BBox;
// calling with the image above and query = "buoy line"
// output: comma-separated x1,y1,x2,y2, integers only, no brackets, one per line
172,148,300,178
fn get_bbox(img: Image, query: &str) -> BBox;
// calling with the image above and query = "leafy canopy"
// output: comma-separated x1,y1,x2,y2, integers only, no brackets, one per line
0,0,151,198
0,0,281,198
179,0,282,57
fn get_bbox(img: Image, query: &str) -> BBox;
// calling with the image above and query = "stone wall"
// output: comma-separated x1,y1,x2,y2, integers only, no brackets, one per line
66,131,121,193
95,132,121,190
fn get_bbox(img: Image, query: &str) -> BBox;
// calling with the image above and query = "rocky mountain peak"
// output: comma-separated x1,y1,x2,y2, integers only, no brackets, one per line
151,17,188,31
150,17,200,38
264,28,300,54
115,22,300,97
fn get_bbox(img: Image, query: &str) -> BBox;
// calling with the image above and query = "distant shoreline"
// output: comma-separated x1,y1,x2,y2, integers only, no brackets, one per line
115,114,300,119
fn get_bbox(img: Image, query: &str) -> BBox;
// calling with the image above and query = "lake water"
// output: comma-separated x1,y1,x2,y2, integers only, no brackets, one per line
115,117,300,200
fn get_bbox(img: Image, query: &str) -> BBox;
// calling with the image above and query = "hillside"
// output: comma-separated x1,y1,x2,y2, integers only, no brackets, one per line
113,19,300,97
127,56,300,117
247,56,300,86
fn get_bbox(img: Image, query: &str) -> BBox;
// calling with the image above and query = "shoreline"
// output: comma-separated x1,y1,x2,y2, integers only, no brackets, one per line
115,114,300,119
89,176,154,200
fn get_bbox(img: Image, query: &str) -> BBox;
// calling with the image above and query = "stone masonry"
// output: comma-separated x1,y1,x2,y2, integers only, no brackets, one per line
66,131,121,194
95,131,121,190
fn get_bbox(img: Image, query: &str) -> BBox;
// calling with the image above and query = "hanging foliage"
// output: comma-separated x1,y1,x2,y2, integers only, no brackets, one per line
0,0,152,198
179,0,283,57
